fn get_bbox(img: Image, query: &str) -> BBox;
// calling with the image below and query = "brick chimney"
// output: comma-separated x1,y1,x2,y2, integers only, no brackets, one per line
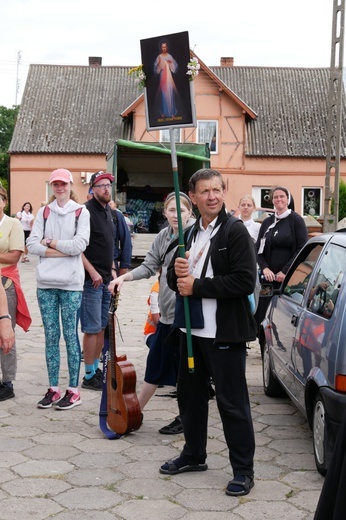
220,57,234,67
89,57,102,67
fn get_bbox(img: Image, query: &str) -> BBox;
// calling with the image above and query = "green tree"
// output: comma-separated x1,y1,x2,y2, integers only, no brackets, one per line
0,105,19,180
338,179,346,221
331,179,346,222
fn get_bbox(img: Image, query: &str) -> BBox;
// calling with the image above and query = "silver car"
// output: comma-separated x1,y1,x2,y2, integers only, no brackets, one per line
260,229,346,475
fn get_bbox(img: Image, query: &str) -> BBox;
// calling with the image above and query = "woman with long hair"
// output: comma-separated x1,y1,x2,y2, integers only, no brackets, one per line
27,169,90,410
238,195,261,243
16,202,34,263
0,186,31,401
108,192,195,432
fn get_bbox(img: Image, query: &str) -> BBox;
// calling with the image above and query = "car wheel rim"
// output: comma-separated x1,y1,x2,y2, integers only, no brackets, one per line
313,400,325,465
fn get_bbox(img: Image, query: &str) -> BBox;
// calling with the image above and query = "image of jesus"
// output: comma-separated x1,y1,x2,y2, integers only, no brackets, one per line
154,40,179,118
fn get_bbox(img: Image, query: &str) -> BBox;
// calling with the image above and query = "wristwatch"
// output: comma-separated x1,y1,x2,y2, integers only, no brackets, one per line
46,238,53,248
0,314,11,320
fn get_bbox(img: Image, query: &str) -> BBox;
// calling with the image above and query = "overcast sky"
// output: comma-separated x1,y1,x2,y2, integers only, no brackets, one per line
0,0,339,108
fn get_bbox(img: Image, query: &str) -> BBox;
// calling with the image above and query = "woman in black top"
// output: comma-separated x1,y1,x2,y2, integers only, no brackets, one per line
255,186,308,331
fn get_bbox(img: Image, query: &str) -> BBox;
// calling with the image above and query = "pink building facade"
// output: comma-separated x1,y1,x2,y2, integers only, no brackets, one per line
9,55,346,220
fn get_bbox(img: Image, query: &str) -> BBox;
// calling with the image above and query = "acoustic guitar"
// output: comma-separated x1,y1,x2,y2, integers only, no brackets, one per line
107,291,142,435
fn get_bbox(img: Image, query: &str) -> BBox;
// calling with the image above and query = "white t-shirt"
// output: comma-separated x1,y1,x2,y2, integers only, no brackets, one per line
17,211,34,231
242,218,261,243
182,218,219,339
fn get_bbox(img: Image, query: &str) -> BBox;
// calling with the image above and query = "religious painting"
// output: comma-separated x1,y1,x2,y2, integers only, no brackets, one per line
303,187,322,216
140,31,196,131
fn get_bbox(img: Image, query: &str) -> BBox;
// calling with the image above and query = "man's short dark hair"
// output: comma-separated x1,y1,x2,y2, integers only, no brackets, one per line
188,168,226,193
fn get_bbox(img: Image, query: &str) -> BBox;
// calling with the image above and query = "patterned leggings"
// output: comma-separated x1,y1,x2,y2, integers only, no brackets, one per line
37,289,82,388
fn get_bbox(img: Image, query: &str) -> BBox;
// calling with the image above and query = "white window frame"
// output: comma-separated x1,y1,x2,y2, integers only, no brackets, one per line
46,182,53,202
160,128,181,143
197,120,218,154
252,187,274,209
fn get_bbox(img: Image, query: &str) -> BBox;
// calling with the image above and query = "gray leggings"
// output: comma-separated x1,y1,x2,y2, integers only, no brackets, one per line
0,283,17,382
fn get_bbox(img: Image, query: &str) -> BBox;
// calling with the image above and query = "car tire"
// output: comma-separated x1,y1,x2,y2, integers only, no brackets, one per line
262,340,286,397
312,392,329,476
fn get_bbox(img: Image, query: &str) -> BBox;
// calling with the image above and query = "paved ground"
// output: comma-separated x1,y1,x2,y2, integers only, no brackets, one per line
0,255,324,520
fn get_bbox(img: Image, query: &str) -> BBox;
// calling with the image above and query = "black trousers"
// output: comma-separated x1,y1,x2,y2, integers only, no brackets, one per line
177,331,255,476
314,409,346,520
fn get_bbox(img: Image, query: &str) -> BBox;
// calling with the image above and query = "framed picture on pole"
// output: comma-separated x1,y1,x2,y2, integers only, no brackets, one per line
140,31,196,131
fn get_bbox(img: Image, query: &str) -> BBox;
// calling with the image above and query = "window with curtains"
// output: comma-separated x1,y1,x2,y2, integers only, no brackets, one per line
160,128,181,143
197,120,218,154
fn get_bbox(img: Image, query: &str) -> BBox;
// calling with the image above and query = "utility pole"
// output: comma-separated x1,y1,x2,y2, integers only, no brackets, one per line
15,51,22,106
323,0,345,232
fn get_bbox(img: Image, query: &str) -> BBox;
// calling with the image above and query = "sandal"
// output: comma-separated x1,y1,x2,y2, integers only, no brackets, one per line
159,416,183,435
160,455,208,475
226,475,254,496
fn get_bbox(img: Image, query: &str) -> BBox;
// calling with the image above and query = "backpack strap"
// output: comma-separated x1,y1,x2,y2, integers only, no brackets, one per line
42,206,50,236
43,206,82,237
110,208,118,227
161,225,195,265
161,237,179,264
74,208,83,234
199,215,238,278
198,215,258,313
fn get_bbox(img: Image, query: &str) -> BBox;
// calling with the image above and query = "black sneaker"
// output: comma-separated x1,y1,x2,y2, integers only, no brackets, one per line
82,373,102,391
55,390,81,410
0,383,15,401
95,368,103,382
37,388,61,408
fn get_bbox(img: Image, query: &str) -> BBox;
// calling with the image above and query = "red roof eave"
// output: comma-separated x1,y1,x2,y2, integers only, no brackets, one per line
121,95,144,118
121,51,257,121
190,51,257,120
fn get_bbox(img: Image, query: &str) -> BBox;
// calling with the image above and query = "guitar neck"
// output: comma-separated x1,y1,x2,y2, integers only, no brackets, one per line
108,293,119,389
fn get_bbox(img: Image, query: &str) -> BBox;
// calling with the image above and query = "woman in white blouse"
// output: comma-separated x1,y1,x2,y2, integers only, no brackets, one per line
16,202,34,262
238,195,261,243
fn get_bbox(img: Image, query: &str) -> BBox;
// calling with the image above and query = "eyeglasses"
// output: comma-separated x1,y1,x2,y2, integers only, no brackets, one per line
93,184,112,190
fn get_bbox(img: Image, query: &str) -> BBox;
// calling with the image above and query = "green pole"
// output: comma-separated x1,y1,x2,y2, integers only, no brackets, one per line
169,129,194,373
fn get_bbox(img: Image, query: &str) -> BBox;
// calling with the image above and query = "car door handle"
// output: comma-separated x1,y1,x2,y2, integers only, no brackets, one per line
291,314,299,327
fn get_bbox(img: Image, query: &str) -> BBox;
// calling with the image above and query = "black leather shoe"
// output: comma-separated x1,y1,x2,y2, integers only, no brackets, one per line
0,383,15,401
